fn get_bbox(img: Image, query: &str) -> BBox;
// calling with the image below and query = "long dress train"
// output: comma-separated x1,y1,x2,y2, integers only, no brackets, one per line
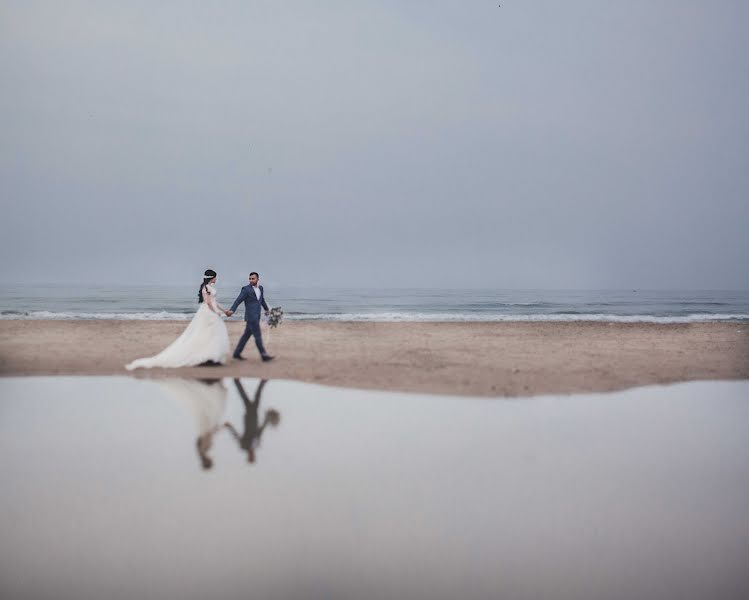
125,284,230,370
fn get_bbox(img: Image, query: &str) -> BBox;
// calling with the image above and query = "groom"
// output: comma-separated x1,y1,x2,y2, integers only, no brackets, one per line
226,272,275,362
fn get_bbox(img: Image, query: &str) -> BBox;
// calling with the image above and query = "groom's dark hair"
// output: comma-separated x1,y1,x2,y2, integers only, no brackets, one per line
249,272,259,278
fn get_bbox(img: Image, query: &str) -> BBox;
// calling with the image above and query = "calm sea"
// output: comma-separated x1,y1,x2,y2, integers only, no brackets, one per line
1,285,748,323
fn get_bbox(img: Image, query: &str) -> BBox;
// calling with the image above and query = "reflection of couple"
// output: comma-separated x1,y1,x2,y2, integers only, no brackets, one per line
161,378,280,470
125,270,274,370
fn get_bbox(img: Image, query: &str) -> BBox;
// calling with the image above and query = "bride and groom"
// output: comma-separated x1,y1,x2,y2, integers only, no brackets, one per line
125,269,275,370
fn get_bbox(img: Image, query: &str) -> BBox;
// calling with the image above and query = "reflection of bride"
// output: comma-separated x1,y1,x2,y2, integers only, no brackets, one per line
156,378,228,469
126,269,230,370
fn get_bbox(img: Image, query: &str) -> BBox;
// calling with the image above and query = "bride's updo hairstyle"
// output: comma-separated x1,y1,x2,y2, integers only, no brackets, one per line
198,269,217,303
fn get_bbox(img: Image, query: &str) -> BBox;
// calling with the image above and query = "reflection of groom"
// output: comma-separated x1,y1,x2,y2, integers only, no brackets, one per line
225,378,281,463
226,272,275,362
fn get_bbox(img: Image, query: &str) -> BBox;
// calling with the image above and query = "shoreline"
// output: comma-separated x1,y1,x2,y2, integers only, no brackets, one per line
2,315,748,324
1,320,747,397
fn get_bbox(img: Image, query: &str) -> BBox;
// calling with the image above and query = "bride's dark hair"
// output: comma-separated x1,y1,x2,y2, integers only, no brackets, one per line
198,269,217,303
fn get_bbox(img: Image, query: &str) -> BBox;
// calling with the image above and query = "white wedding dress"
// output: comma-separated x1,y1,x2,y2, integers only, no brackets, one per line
125,283,230,370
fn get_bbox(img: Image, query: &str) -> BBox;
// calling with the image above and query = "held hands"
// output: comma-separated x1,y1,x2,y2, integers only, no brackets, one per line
225,310,234,317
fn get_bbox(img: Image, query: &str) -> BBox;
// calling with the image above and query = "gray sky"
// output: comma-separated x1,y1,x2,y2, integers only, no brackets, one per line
2,0,748,289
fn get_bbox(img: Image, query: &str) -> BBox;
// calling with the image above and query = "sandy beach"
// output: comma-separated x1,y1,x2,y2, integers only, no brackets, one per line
0,320,746,396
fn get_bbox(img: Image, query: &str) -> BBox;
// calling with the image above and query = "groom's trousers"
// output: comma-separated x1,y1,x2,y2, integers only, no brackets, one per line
234,318,267,358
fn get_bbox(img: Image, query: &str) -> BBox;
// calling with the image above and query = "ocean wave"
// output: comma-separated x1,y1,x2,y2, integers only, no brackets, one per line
458,301,556,307
0,311,193,321
284,312,749,323
2,311,748,323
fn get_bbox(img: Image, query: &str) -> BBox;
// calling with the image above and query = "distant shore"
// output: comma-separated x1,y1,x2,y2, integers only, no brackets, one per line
0,320,747,396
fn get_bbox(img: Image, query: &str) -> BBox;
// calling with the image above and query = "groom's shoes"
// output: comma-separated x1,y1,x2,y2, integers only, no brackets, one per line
233,355,246,361
261,355,275,362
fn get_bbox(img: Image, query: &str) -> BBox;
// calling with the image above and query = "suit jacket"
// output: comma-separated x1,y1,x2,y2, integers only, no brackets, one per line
230,285,269,321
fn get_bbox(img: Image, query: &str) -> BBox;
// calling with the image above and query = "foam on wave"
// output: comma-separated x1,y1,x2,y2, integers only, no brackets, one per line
0,311,192,321
284,313,749,323
2,311,747,323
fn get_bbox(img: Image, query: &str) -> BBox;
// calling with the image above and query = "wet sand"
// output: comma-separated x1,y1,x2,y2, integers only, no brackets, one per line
0,320,747,396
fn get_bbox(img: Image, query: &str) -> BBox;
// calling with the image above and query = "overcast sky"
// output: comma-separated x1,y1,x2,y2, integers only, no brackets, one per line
1,0,747,289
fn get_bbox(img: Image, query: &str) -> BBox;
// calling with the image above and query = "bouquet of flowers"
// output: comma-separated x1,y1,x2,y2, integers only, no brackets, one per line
267,306,284,328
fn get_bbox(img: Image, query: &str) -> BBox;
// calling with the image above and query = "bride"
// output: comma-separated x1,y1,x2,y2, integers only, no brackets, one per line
126,269,231,370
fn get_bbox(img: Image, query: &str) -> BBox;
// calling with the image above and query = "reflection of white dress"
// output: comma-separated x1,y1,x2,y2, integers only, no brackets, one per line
156,379,228,436
126,284,230,370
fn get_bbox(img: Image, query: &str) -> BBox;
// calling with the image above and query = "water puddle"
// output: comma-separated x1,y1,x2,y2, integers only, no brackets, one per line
0,377,747,599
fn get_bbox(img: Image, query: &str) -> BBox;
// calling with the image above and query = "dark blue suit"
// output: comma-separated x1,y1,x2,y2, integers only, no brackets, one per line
230,284,270,358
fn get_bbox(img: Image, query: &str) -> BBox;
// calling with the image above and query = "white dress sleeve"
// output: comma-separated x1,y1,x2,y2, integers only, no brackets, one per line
202,285,220,314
